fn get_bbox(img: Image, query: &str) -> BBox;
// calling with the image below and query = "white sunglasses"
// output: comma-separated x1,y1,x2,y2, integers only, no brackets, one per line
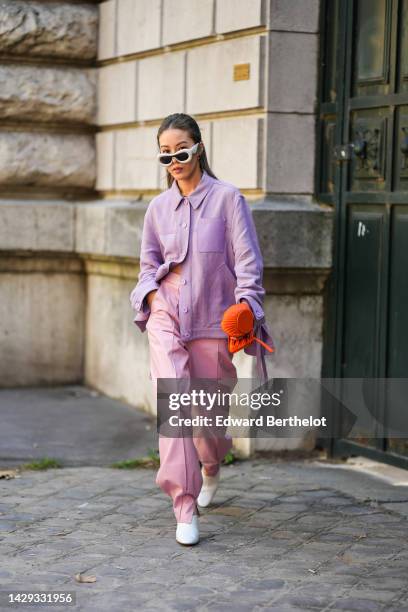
157,142,201,166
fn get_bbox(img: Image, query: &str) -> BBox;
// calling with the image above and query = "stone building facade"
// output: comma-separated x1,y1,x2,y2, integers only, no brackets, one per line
0,0,332,456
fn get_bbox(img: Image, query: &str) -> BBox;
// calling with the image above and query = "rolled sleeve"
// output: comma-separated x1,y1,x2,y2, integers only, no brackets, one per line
240,296,265,326
232,193,266,322
132,310,150,333
129,204,163,322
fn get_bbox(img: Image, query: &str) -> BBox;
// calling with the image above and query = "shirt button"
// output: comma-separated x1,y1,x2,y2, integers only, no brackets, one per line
183,307,188,313
182,222,187,228
182,279,187,285
184,332,190,337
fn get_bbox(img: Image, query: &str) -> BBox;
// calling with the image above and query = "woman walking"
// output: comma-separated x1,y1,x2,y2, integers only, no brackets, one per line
130,113,274,545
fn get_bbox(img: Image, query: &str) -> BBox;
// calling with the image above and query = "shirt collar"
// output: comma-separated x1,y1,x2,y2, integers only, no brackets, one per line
170,169,214,210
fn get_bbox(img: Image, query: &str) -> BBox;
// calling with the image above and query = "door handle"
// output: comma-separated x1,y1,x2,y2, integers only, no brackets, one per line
333,140,369,168
351,138,366,158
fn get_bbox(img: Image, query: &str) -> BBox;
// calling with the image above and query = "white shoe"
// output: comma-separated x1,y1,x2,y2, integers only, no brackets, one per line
176,514,200,545
197,466,220,507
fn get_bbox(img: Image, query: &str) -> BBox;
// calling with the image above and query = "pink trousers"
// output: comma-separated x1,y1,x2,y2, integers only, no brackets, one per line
146,271,237,524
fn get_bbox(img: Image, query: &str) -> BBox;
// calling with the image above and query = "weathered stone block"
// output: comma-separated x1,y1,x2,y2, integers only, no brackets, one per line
138,52,185,121
106,204,142,258
216,0,265,33
117,0,161,57
269,0,320,33
0,265,85,385
0,65,96,124
187,36,265,114
212,116,263,189
267,31,318,113
76,201,109,254
0,1,97,60
75,200,143,258
265,114,315,193
98,62,137,125
162,0,213,46
0,132,95,188
252,200,334,269
0,199,75,251
85,268,152,407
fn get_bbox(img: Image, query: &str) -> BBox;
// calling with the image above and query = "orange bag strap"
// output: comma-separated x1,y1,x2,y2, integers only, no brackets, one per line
253,336,274,353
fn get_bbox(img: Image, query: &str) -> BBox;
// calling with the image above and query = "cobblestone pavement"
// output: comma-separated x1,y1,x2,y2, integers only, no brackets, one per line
0,458,407,612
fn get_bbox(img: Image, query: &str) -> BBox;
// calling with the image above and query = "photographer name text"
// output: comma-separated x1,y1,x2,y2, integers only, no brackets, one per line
167,415,327,428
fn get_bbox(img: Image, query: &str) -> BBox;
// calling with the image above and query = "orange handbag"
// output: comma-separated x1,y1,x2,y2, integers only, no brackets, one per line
221,302,275,355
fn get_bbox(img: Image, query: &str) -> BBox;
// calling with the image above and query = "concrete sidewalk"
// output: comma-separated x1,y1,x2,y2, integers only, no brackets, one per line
0,385,157,467
0,386,407,611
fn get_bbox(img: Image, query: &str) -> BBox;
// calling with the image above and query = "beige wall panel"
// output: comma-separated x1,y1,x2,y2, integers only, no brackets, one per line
216,0,265,33
138,52,185,122
117,0,161,57
115,127,159,190
96,131,115,191
98,62,137,125
162,0,214,46
187,36,264,114
98,0,116,60
212,116,263,189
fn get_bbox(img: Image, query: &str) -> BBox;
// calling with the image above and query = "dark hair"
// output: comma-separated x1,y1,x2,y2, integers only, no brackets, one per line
157,113,218,189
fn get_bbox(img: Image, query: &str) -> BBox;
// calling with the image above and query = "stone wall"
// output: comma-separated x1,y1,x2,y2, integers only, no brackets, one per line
0,1,97,59
0,1,98,386
0,0,97,196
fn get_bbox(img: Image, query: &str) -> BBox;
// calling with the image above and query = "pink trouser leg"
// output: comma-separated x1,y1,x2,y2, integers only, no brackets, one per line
188,338,237,477
146,272,237,523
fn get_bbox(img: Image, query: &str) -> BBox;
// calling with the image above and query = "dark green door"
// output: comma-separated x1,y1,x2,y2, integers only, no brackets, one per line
318,0,408,468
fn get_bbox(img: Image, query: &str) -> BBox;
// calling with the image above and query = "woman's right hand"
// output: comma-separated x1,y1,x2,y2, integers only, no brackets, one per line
146,289,158,309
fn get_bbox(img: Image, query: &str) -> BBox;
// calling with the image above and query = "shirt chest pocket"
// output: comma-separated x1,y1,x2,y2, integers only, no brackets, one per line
197,217,226,253
159,231,178,257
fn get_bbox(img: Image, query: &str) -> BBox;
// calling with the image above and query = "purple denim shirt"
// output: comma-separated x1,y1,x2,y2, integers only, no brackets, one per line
129,169,275,380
